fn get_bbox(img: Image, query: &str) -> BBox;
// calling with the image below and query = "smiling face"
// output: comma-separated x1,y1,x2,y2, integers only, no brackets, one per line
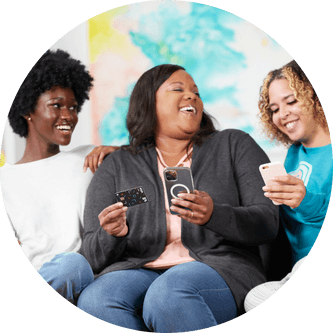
269,78,323,147
154,70,204,141
28,86,78,148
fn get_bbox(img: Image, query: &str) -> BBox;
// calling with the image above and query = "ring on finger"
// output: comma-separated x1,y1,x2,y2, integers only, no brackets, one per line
191,211,194,218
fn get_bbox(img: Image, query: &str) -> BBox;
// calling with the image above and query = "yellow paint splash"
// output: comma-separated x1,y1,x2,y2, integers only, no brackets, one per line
261,38,269,47
88,6,137,63
0,152,6,167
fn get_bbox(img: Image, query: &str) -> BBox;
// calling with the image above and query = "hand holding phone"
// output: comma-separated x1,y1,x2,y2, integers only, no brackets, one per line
259,162,287,205
163,167,194,215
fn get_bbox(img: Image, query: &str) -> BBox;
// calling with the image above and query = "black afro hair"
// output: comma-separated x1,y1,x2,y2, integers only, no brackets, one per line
8,49,94,137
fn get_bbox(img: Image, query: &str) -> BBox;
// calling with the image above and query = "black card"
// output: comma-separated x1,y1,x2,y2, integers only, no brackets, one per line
115,187,148,207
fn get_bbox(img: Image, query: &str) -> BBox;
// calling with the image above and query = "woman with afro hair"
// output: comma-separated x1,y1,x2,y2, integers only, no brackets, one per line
244,60,332,311
1,49,118,304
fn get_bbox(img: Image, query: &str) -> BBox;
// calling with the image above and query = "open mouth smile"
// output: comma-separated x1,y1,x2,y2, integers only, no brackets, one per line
284,120,298,130
179,105,197,115
56,124,73,133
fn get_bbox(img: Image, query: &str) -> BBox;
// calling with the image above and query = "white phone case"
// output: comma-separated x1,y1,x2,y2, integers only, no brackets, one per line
259,162,287,205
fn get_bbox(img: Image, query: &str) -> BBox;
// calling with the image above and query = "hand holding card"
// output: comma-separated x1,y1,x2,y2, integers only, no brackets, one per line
99,202,128,237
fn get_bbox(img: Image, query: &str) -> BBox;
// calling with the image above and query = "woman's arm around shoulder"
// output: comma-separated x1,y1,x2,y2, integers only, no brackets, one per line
83,145,121,174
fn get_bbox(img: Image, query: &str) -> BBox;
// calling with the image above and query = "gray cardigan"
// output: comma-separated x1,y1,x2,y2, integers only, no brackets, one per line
80,129,279,313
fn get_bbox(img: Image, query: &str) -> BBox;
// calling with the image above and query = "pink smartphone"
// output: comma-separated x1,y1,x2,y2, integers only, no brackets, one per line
259,162,287,205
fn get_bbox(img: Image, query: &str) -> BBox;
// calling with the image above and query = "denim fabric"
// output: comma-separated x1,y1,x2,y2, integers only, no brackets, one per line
77,261,237,332
38,252,94,304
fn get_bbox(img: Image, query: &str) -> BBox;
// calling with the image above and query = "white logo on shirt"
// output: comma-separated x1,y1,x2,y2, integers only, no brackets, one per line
289,161,312,186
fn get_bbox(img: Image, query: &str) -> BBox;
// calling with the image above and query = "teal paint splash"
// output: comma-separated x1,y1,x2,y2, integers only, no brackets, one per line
99,2,247,145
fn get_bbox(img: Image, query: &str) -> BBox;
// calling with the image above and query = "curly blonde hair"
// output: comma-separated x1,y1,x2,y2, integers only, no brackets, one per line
258,60,327,146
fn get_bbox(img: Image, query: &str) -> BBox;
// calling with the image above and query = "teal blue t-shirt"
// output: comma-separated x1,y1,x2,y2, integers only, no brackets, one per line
281,143,332,265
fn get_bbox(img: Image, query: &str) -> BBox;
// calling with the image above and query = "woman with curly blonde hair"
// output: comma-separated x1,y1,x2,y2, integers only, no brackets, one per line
245,60,332,312
258,60,328,146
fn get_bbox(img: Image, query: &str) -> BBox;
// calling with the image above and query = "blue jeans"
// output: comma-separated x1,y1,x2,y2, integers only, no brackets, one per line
38,252,94,304
77,261,237,332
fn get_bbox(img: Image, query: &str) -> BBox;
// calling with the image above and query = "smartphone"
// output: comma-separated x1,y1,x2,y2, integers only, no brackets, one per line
163,167,195,215
259,162,287,205
115,186,148,207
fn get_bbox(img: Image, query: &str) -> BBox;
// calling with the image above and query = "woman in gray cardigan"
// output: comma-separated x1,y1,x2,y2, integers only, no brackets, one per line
78,64,279,332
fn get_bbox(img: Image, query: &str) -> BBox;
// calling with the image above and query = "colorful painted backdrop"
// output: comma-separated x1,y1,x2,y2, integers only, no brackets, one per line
88,1,292,161
1,1,294,164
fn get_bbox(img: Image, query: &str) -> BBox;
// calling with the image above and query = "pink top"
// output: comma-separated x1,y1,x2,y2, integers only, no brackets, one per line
144,148,196,269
